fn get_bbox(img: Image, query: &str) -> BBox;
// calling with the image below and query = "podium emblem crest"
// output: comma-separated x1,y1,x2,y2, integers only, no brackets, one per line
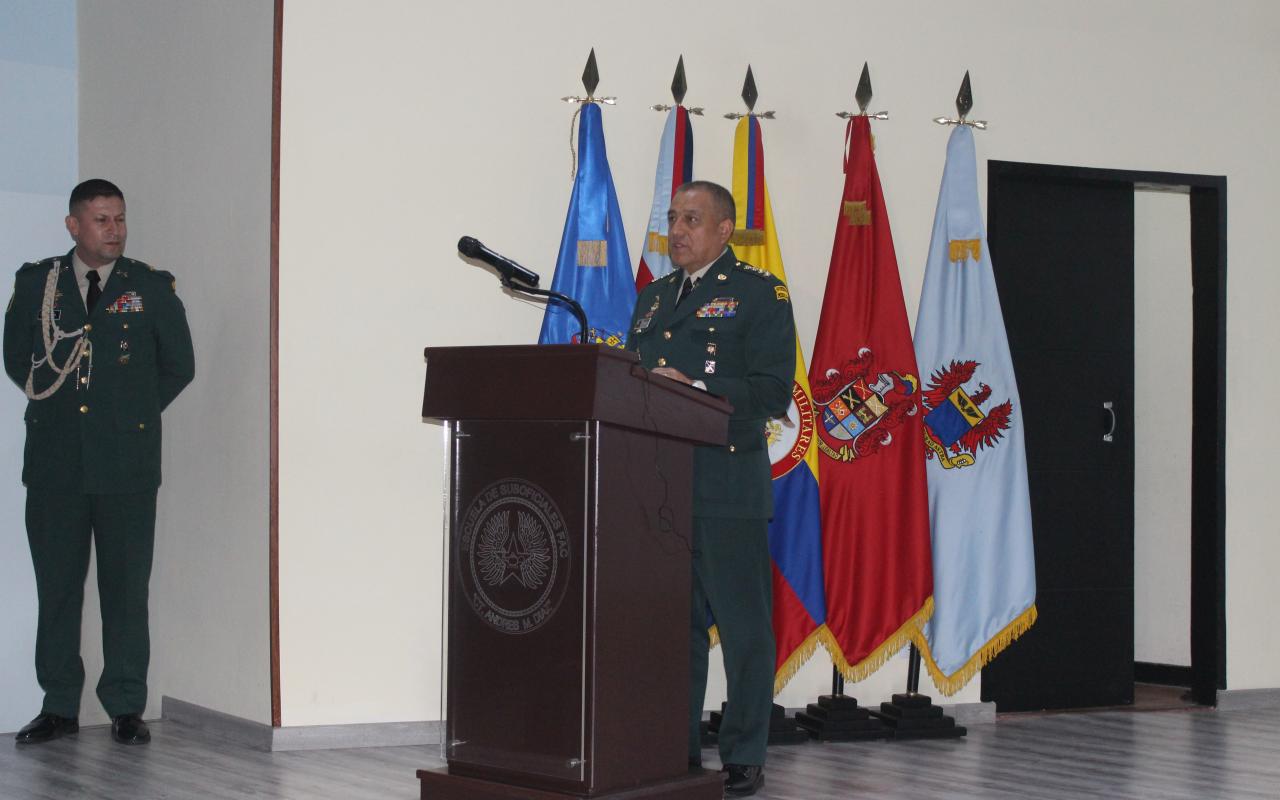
457,479,571,635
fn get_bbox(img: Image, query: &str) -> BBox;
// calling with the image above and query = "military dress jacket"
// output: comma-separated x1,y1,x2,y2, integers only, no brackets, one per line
3,251,195,493
626,248,796,519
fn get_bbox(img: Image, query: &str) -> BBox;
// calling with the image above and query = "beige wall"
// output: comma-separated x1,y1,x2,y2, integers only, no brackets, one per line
32,0,1273,736
278,0,1280,725
78,0,274,724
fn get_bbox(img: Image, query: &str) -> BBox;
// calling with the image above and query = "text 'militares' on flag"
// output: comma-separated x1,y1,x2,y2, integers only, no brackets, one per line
912,125,1037,695
728,115,826,693
635,105,693,290
809,116,934,683
538,101,636,347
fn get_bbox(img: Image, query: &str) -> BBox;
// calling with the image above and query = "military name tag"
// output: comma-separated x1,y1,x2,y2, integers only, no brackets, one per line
695,297,738,318
105,291,144,314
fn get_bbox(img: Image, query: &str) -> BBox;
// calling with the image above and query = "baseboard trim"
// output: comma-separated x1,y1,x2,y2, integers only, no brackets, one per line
1215,688,1280,711
162,696,274,750
942,701,997,726
161,696,444,752
270,719,443,751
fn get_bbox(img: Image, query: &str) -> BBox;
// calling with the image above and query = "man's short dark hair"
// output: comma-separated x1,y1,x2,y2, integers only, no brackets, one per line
677,180,736,224
69,179,124,214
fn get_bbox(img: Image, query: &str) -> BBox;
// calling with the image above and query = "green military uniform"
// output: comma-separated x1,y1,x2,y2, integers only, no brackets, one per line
3,250,194,719
626,247,795,767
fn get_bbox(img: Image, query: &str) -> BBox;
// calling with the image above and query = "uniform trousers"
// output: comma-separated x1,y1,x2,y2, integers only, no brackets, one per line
688,516,774,766
25,488,157,718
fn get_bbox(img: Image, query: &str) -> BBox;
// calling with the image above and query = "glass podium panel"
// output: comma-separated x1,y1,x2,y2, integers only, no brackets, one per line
439,418,591,789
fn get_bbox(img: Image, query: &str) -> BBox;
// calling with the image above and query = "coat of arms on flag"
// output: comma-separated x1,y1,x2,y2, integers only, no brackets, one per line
921,359,1013,469
765,382,816,481
812,348,920,463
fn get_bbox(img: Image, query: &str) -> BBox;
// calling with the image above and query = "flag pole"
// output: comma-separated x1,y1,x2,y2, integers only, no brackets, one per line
797,62,897,745
874,70,992,740
906,644,922,693
539,48,636,347
703,65,813,750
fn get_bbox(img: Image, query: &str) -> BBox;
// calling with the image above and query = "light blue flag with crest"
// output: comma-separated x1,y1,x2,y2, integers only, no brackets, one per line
912,126,1037,695
538,102,636,346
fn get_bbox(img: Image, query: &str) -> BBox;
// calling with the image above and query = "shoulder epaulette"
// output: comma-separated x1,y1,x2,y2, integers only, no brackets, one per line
17,257,57,275
151,268,177,291
127,258,177,287
734,261,779,282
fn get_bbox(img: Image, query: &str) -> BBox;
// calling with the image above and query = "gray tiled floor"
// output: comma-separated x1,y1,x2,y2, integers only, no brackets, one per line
3,705,1278,799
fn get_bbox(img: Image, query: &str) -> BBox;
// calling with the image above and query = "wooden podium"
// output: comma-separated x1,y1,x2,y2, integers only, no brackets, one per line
419,345,728,800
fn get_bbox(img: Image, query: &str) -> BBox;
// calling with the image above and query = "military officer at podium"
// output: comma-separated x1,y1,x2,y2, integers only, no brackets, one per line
4,178,195,746
626,180,794,797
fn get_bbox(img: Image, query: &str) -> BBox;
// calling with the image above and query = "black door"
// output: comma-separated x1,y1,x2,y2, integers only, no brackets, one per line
980,168,1136,710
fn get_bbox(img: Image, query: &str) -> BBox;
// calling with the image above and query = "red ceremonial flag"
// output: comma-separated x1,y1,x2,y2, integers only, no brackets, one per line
810,116,933,680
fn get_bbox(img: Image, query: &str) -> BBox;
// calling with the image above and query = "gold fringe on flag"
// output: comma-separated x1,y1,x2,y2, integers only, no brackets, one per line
729,228,765,247
820,596,935,685
772,625,828,696
949,239,981,262
577,240,608,267
647,232,669,255
917,602,1038,696
709,625,830,695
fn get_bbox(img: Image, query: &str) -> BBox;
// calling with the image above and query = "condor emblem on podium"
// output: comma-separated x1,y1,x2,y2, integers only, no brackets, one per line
457,479,571,635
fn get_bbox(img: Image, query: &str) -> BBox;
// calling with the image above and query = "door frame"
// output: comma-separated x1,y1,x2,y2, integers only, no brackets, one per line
987,161,1226,707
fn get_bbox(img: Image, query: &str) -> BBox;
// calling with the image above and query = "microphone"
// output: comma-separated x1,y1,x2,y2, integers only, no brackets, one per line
457,236,540,287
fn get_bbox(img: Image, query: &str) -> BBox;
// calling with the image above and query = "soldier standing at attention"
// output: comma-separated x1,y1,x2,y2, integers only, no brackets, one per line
626,180,794,797
4,179,194,746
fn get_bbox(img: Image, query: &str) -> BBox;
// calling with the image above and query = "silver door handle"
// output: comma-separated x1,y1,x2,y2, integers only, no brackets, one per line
1103,401,1116,443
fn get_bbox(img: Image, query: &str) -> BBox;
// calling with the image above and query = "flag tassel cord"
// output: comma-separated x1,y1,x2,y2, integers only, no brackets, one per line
916,603,1039,697
821,596,935,685
567,103,584,180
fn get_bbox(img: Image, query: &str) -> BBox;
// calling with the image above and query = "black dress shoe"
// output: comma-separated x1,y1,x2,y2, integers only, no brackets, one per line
14,713,79,744
723,764,764,797
111,714,151,745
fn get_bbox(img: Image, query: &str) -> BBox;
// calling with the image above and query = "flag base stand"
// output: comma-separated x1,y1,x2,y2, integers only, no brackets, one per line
794,694,891,741
706,703,809,746
869,646,966,740
869,692,966,740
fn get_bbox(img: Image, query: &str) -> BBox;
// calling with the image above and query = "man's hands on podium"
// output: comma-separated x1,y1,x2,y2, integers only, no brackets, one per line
651,367,706,391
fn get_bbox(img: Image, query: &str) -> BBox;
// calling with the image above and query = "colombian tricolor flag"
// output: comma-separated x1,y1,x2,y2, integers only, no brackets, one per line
635,105,693,290
729,116,826,692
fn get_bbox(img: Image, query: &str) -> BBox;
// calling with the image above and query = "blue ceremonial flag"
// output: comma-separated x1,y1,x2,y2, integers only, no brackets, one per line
912,126,1037,695
538,102,636,347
